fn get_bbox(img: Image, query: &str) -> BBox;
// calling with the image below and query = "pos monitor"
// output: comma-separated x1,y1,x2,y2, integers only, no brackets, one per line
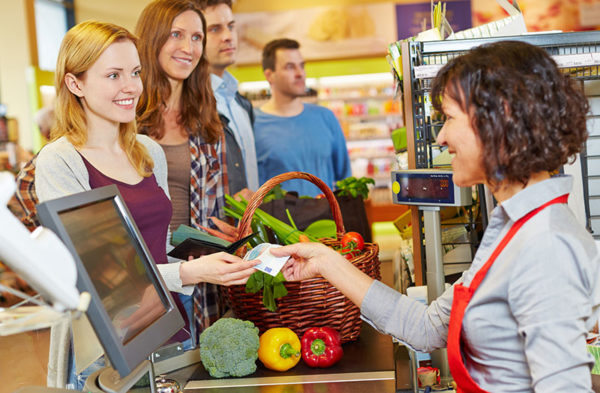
37,185,184,379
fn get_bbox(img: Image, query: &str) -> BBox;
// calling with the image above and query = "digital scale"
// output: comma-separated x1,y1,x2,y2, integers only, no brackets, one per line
391,169,471,207
391,169,472,386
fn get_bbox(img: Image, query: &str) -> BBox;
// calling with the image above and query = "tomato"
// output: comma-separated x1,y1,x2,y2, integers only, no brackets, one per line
341,232,364,251
341,248,358,260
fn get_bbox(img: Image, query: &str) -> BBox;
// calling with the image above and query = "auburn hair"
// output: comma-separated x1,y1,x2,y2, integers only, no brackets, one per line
135,0,222,143
53,20,153,177
431,40,589,187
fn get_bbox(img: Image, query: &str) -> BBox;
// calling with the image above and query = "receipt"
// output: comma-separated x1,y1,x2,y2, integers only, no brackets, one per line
243,243,288,277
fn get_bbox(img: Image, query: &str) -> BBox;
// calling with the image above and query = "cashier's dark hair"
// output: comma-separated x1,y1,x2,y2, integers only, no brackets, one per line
431,40,589,187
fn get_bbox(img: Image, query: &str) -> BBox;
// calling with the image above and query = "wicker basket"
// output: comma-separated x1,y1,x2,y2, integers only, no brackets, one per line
224,172,380,343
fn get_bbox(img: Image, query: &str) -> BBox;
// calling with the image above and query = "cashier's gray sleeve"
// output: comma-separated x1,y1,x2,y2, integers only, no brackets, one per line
361,279,454,352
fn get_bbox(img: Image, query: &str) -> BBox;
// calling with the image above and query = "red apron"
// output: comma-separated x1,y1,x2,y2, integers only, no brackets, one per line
446,194,569,393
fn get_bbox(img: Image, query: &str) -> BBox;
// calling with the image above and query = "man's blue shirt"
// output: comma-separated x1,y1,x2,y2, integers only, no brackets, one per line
254,103,351,196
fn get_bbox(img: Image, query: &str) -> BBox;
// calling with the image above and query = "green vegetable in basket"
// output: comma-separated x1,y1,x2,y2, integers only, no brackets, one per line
224,194,318,312
304,219,336,239
335,176,375,200
199,318,260,378
245,271,288,312
262,184,287,203
224,194,318,245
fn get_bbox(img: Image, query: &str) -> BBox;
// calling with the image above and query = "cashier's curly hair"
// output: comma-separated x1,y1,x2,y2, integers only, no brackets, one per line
431,40,589,188
135,0,222,143
53,21,153,177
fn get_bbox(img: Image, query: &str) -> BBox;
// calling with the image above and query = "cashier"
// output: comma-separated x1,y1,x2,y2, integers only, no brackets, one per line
272,41,600,392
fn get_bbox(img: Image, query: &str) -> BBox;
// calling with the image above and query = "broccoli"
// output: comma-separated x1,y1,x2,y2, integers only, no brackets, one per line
199,318,260,378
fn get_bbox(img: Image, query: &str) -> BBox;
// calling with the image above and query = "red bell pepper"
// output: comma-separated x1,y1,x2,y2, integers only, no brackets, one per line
301,327,343,368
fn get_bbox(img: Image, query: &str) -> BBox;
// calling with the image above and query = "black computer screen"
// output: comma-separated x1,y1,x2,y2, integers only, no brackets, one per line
58,199,167,344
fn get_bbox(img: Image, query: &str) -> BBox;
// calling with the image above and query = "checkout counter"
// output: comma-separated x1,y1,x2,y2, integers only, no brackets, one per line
165,323,412,393
0,175,417,393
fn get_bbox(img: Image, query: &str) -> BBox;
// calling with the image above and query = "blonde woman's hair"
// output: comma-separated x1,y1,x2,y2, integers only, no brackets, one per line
52,20,153,177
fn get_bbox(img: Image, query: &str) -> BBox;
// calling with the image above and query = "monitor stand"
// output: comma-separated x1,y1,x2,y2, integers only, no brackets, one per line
151,342,201,375
84,360,155,393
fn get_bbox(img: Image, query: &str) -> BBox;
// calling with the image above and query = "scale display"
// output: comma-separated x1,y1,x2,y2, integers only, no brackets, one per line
391,170,471,207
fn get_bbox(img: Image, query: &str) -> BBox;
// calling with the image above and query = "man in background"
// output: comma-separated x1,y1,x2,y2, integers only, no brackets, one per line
254,39,351,197
197,0,258,196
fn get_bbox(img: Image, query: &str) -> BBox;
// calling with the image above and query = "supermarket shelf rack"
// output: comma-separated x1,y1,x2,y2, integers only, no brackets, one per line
401,31,600,285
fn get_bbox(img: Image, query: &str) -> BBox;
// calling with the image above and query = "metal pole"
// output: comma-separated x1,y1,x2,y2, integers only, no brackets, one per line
421,208,445,302
421,207,451,384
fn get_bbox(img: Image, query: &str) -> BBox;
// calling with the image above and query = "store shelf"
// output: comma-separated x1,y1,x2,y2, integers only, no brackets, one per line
340,113,402,122
346,137,393,143
349,153,394,160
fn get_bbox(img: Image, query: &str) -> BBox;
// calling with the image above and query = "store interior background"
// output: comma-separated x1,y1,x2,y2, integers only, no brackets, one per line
1,0,598,273
1,0,600,391
1,0,598,254
2,0,596,155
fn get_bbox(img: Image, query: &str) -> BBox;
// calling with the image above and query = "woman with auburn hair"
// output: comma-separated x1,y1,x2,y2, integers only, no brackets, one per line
271,41,599,392
135,0,230,338
33,20,257,387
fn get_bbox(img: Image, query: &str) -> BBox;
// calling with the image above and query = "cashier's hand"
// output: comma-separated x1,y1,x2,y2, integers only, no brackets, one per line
179,252,260,286
271,243,344,282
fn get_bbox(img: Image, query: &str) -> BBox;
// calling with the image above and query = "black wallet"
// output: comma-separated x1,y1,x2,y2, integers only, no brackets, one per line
167,232,258,259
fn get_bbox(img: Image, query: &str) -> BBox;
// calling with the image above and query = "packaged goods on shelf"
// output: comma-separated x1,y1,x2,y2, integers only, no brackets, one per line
347,121,389,140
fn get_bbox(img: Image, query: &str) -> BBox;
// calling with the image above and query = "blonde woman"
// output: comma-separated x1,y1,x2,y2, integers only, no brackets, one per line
33,20,257,387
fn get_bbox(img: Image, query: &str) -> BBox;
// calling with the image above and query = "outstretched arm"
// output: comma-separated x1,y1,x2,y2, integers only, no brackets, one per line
270,242,373,308
271,242,453,352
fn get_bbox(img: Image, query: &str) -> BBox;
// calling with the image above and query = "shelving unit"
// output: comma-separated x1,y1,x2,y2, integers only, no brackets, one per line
240,72,404,221
401,30,600,285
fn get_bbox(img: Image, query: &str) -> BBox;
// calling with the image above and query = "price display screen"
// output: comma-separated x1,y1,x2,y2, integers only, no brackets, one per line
392,172,455,205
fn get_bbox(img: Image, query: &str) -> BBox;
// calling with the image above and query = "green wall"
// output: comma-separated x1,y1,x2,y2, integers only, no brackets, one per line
229,56,391,82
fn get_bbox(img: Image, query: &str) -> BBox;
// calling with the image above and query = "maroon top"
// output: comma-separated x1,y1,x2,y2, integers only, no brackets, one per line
81,155,190,342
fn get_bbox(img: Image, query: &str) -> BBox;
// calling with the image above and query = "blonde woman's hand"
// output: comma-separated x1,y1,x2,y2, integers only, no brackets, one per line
180,252,259,286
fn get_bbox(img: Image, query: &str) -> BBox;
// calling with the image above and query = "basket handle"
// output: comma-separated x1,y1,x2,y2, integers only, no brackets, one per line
236,171,345,242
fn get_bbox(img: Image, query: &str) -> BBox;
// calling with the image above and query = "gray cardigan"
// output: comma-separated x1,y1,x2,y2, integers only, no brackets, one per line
35,135,191,295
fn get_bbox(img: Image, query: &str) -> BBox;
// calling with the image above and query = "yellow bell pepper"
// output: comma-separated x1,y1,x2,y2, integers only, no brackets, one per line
258,327,301,372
